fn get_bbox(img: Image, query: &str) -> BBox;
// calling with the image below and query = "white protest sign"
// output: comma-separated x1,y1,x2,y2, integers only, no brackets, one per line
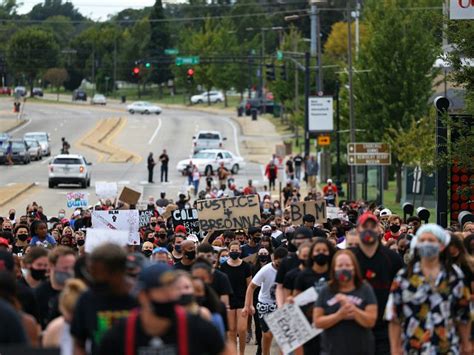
66,192,88,209
294,287,318,307
450,0,474,20
95,182,118,199
91,210,140,245
265,303,320,354
84,228,129,253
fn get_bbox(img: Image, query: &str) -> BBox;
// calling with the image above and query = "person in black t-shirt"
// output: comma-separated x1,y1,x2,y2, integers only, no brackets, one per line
159,149,170,183
71,244,138,355
147,152,156,183
99,263,230,355
0,298,28,345
351,212,403,355
282,242,311,298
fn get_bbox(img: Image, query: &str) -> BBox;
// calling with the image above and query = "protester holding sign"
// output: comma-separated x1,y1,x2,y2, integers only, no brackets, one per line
314,250,378,355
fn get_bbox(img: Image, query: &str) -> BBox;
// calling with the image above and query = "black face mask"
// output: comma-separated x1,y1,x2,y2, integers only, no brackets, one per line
258,255,270,263
150,222,157,228
142,249,153,257
178,294,195,306
77,239,85,246
30,268,47,281
147,238,155,243
252,237,261,244
229,251,240,260
312,253,330,266
184,250,196,260
17,234,28,242
9,213,15,220
389,224,401,233
150,300,176,319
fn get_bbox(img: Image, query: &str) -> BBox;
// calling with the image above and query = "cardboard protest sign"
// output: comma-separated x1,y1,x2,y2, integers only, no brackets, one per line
139,210,154,228
265,303,320,355
84,228,128,253
326,207,348,221
95,182,118,199
196,195,261,231
91,209,140,245
290,200,327,225
118,186,141,206
172,208,200,235
66,192,88,209
161,204,178,220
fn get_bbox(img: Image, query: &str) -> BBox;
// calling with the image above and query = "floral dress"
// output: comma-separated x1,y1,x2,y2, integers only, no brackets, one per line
385,262,472,355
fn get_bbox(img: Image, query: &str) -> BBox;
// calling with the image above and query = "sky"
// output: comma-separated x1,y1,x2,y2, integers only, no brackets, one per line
17,0,159,21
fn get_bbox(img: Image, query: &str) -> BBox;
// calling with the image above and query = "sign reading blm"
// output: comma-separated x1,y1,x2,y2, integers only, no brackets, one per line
290,200,327,225
196,195,261,231
172,208,200,235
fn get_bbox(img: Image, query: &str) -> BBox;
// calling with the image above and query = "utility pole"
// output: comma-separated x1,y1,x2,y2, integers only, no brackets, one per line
316,8,323,93
260,29,265,99
91,50,95,97
113,35,117,96
304,52,310,158
294,40,299,112
354,0,361,60
347,2,356,201
248,51,253,99
335,81,341,183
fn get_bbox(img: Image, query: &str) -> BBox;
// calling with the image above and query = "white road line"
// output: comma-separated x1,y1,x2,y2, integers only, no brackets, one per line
8,119,32,135
41,157,53,165
221,116,241,157
148,117,162,145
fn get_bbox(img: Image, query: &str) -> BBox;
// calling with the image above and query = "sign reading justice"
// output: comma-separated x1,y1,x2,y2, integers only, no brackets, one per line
196,195,261,231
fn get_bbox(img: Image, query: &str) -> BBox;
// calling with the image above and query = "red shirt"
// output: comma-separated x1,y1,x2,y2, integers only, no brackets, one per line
323,184,338,196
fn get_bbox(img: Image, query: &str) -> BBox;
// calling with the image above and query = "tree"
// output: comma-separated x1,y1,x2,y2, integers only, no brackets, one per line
324,21,368,62
355,0,440,203
43,68,68,101
7,28,60,93
148,0,172,85
28,0,84,21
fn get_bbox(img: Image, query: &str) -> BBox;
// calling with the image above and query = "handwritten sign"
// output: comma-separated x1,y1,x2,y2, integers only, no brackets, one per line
66,192,88,209
290,200,327,225
139,210,154,228
172,208,200,235
95,182,118,199
84,228,129,253
91,210,140,245
265,303,320,354
196,195,261,231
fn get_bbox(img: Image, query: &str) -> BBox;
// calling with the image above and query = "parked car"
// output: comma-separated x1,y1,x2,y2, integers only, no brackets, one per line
0,132,11,146
176,149,245,176
190,91,224,104
193,131,226,153
238,98,275,115
48,154,92,188
91,94,107,105
24,139,43,160
72,89,87,101
32,88,44,97
23,132,51,156
14,86,27,97
0,139,30,165
0,87,11,95
126,101,162,115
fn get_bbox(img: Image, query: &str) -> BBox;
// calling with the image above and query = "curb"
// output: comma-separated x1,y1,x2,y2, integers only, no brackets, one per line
3,119,28,133
0,183,36,207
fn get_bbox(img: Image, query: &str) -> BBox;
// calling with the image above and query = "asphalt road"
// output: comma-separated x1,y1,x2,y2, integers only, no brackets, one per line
0,98,265,216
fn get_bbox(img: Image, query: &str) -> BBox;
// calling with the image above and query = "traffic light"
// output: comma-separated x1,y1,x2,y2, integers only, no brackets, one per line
280,64,287,81
145,62,151,69
187,68,194,84
132,66,140,78
265,63,275,81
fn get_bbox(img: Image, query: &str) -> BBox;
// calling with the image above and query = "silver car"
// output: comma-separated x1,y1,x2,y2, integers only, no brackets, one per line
24,132,51,156
25,139,43,160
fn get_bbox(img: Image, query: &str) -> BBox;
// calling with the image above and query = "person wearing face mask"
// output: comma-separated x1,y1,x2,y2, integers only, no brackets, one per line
241,227,262,258
20,246,49,289
75,231,86,254
155,228,169,248
141,241,154,258
173,240,196,272
35,246,76,329
351,212,403,355
99,263,230,355
282,242,311,299
171,233,185,262
383,215,402,242
386,224,472,355
1,219,14,244
71,244,137,355
219,241,252,354
13,225,30,255
173,271,212,321
314,250,378,355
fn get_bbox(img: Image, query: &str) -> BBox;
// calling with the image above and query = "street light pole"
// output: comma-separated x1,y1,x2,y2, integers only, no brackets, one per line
304,52,310,158
260,28,265,99
347,2,356,201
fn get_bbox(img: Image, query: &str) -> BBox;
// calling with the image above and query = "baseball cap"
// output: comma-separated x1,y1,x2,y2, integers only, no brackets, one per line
187,234,199,243
261,225,272,233
380,208,392,217
0,250,14,271
152,247,169,255
357,212,378,226
137,263,176,290
0,238,10,248
327,179,333,184
174,225,187,235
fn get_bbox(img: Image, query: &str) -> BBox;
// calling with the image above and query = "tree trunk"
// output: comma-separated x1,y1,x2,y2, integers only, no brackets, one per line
395,162,402,203
207,86,211,106
57,86,60,102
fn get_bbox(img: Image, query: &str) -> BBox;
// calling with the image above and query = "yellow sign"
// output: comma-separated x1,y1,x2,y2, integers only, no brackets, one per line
318,135,331,146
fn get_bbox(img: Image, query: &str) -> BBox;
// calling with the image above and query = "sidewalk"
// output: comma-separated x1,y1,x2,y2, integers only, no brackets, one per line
0,183,36,207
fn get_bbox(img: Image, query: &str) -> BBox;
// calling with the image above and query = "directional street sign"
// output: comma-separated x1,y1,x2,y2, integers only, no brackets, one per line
165,48,179,55
276,50,283,61
347,143,391,166
175,56,200,66
317,135,331,146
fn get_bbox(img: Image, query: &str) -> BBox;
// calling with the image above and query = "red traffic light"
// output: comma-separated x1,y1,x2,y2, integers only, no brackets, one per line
187,68,194,76
133,67,140,74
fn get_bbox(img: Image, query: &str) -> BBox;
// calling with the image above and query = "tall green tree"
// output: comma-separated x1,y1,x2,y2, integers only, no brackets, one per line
355,0,441,202
7,28,59,93
148,0,172,85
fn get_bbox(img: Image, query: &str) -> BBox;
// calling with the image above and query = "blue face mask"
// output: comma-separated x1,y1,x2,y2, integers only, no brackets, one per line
416,242,440,259
219,256,229,264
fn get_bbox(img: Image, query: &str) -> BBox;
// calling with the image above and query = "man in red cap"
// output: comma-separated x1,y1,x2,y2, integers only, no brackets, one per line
350,212,403,355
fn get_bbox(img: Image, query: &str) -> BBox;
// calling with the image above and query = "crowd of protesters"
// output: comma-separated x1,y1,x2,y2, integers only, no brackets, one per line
0,176,473,355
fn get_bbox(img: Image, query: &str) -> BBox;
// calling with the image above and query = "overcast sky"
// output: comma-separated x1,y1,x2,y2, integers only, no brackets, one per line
17,0,158,21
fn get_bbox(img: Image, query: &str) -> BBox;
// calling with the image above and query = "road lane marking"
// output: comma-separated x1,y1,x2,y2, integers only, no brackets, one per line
221,116,241,156
148,117,162,145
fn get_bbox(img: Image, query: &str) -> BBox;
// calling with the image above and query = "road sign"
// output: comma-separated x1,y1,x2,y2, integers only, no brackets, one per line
308,96,333,132
175,56,200,66
347,143,391,166
276,50,283,61
318,135,331,146
165,48,179,55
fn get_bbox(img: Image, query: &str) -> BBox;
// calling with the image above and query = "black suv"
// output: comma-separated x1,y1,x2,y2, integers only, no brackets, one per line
238,98,275,116
72,89,87,101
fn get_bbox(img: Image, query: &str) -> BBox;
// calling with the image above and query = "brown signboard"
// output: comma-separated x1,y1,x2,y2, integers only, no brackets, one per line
347,143,391,166
118,186,141,205
196,195,261,231
290,200,327,225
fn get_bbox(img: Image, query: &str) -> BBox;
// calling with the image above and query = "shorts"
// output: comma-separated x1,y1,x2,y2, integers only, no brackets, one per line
256,302,277,333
